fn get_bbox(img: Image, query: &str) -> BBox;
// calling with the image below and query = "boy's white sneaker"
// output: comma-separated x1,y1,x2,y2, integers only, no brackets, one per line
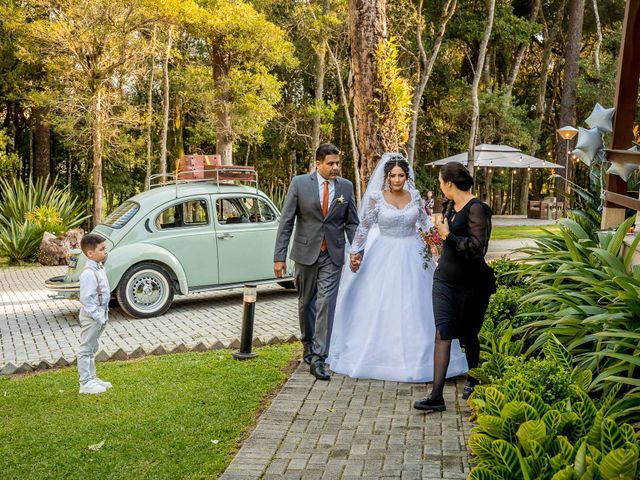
94,378,112,389
79,379,107,394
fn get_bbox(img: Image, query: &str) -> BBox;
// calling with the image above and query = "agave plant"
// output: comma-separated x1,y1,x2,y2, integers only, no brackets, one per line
516,216,640,422
0,176,87,262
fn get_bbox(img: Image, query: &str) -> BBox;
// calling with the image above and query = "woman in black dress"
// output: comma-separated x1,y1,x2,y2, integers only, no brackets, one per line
414,162,495,412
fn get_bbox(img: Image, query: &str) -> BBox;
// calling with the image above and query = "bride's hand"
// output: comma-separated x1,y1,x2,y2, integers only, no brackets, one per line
350,253,362,272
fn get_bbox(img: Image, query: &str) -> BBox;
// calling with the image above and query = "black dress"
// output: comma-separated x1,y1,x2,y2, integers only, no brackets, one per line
432,198,496,342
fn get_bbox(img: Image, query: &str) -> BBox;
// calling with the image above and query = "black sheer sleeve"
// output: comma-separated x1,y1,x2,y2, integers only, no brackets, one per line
446,201,492,259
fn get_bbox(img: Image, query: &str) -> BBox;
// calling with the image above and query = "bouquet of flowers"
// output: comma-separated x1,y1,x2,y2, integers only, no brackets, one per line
418,226,443,269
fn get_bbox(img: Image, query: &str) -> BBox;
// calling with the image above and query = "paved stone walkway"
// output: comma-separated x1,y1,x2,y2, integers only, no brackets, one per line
0,266,298,370
221,364,472,479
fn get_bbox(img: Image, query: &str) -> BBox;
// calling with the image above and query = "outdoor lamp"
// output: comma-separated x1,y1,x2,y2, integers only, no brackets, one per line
557,126,578,140
243,284,257,303
233,283,258,360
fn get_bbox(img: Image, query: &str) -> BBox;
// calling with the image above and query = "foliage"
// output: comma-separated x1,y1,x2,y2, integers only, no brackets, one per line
490,257,526,288
516,216,640,422
372,37,413,153
0,345,296,480
0,128,20,178
468,379,640,480
0,176,86,262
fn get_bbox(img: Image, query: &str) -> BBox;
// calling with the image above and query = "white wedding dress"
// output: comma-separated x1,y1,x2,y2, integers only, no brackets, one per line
327,187,468,382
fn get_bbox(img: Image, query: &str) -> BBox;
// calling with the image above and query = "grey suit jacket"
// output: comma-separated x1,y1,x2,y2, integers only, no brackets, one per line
274,172,359,267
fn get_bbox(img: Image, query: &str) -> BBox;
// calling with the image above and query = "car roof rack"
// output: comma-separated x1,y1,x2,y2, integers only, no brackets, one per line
147,165,259,193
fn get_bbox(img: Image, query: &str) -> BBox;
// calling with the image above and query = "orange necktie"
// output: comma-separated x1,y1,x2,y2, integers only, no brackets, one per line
321,180,329,251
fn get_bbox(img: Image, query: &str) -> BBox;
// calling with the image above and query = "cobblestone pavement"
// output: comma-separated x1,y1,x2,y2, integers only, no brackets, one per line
0,266,299,369
221,364,472,480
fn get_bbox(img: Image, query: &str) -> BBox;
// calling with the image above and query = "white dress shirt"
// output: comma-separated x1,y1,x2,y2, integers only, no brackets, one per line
79,259,110,323
317,174,335,210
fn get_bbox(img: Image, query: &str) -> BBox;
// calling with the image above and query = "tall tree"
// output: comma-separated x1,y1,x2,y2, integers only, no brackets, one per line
348,0,388,186
555,0,585,195
29,0,158,225
406,0,457,166
467,0,496,177
159,26,174,176
194,0,296,165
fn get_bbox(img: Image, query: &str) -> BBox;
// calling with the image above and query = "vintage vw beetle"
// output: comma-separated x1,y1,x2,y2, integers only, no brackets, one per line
45,167,294,318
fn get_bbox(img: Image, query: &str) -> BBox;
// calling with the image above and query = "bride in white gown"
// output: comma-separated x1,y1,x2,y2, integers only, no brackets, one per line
327,153,468,382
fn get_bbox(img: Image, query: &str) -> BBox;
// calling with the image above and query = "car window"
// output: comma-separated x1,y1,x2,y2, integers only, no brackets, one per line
156,200,209,230
104,201,139,229
216,197,277,225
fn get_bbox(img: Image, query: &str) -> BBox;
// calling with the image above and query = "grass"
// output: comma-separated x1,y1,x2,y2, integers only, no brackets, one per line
0,344,298,480
0,256,40,268
491,224,561,240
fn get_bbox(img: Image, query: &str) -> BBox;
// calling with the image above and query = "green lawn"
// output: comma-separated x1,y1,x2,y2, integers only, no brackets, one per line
0,344,298,480
491,224,561,240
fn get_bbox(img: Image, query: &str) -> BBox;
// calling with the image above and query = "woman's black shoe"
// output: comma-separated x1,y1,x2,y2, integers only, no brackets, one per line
462,385,474,400
413,395,446,412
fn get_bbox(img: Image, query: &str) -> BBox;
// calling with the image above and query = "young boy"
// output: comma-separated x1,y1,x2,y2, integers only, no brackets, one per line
77,233,112,394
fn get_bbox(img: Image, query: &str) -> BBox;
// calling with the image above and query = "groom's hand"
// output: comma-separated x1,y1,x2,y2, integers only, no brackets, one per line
273,261,287,278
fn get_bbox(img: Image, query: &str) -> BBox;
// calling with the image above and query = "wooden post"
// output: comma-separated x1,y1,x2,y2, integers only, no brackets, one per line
602,0,640,228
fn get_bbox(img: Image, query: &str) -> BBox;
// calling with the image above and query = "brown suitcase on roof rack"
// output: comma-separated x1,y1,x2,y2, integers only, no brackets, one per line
175,155,221,180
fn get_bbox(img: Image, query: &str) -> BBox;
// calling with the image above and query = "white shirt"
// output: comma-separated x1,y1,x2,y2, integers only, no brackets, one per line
79,259,110,322
317,174,335,210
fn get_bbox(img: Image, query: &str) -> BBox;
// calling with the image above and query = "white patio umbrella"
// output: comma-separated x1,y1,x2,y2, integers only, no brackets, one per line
426,144,564,169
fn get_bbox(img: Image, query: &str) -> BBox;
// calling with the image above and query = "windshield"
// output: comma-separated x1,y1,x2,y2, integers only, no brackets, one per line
103,201,140,229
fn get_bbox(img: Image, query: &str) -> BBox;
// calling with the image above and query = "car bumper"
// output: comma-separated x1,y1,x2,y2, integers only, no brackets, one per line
45,275,80,299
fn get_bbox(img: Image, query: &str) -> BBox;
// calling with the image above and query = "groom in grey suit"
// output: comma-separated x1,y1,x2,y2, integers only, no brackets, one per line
274,144,359,380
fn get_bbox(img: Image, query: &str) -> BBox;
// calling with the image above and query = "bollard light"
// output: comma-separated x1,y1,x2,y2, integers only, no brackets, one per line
233,283,258,360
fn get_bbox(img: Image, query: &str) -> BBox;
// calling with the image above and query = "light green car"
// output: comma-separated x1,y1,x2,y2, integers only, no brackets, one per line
45,182,295,318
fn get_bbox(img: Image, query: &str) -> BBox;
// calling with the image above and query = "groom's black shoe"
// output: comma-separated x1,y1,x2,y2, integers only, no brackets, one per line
310,361,331,381
413,395,446,412
303,345,313,365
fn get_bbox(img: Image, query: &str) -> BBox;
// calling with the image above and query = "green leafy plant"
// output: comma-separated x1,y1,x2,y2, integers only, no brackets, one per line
516,216,640,422
469,387,639,479
0,177,87,263
491,256,527,288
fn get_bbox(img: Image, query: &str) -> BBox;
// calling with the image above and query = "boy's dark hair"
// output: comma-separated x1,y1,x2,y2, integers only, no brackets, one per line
315,143,340,162
80,233,106,254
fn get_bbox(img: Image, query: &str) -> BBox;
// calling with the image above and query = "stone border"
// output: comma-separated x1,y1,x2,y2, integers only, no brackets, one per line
0,334,300,376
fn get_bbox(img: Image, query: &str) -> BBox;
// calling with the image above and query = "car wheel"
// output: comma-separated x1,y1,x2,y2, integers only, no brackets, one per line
117,263,174,318
277,281,296,290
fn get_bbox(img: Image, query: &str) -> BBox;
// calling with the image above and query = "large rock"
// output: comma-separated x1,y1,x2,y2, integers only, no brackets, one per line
38,228,84,266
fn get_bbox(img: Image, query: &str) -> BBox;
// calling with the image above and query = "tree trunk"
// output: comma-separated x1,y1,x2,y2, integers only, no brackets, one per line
146,26,157,189
467,0,496,177
519,1,566,214
92,88,104,226
505,0,541,98
160,26,173,176
327,43,361,202
348,0,388,190
406,0,457,166
555,0,584,195
212,49,233,165
310,0,331,171
33,107,51,183
592,0,602,76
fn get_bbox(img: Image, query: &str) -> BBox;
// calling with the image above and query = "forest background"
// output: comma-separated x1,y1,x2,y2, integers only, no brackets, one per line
0,0,629,228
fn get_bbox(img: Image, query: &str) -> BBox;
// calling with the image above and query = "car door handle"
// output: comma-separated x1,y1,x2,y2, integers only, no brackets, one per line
217,233,234,239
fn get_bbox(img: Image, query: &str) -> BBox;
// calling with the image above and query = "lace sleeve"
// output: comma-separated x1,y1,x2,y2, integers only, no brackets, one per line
349,193,380,254
447,201,492,259
414,191,434,232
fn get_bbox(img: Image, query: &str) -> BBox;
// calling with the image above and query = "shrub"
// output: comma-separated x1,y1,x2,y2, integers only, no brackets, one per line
0,177,86,263
491,256,526,288
517,216,640,422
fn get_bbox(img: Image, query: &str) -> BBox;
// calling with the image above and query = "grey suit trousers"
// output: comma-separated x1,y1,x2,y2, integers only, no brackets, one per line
294,251,341,363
